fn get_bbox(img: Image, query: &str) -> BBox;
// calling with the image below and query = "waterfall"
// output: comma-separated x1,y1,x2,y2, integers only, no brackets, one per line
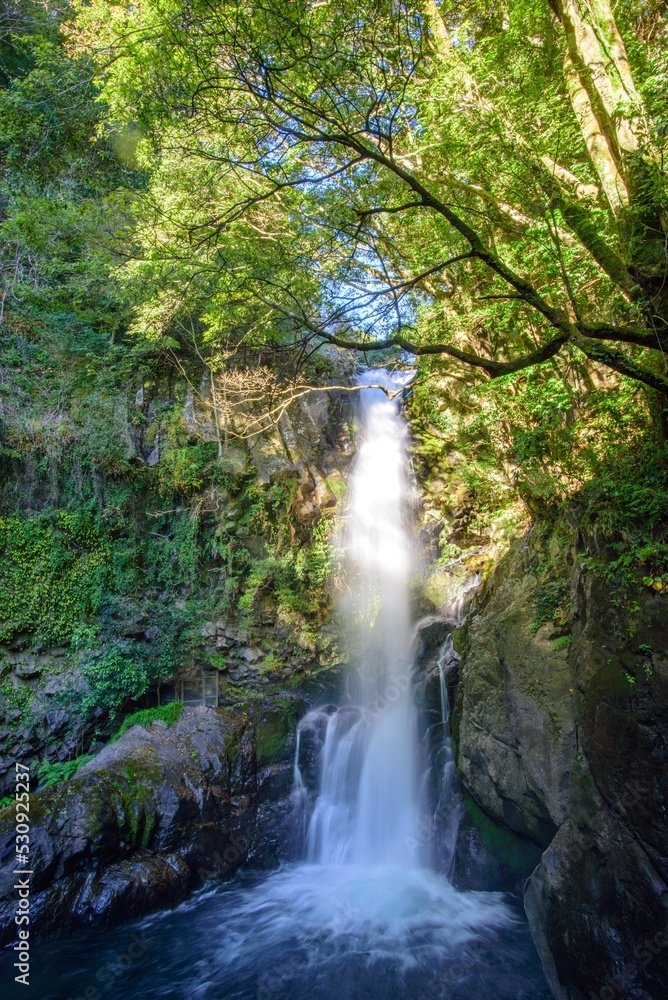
303,369,423,868
293,371,489,887
192,365,515,979
34,367,551,1000
435,634,464,879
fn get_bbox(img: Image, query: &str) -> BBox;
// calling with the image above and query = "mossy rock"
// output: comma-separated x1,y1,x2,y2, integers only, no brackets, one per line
460,788,543,883
255,700,301,766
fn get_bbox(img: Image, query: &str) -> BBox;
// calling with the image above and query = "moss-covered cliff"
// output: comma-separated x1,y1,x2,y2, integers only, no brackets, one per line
0,362,357,795
451,524,668,1000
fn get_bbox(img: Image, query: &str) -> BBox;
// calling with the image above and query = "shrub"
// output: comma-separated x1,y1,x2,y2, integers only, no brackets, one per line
80,648,156,717
36,753,94,789
110,700,184,741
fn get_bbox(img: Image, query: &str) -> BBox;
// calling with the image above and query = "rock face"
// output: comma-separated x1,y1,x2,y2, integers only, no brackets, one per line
182,356,356,507
453,530,668,1000
0,372,357,794
0,707,256,942
0,649,101,798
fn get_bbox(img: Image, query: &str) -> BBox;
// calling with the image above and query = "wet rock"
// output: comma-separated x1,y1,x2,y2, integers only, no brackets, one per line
453,530,668,1000
250,697,309,867
415,616,451,654
0,707,257,943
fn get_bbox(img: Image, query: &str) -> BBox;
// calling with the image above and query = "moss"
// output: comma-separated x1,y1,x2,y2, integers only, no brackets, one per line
462,788,543,876
255,701,298,765
256,724,290,765
121,748,162,786
140,808,157,849
327,474,347,500
582,656,634,712
110,700,184,742
106,752,162,847
451,624,469,657
44,778,111,844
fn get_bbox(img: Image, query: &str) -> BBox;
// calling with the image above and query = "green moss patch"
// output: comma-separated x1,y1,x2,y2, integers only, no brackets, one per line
111,700,184,742
462,788,543,878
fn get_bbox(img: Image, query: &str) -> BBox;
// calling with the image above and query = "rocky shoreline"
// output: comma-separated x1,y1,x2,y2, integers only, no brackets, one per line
0,707,257,942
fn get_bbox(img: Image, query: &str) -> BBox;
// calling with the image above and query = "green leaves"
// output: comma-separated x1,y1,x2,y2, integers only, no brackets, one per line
0,510,110,646
81,648,155,716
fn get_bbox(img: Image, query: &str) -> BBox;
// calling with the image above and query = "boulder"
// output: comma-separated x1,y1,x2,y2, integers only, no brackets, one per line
0,706,256,943
241,647,264,664
415,615,452,654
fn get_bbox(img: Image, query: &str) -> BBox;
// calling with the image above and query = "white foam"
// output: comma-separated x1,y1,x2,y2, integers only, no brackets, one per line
211,862,515,971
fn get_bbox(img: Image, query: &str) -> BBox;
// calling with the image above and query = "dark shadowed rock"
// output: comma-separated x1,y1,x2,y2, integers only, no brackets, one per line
0,706,257,943
453,532,668,1000
415,615,451,655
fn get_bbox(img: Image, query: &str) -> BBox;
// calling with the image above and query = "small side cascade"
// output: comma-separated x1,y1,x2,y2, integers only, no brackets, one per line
290,727,309,852
293,727,304,793
444,572,481,625
434,633,464,879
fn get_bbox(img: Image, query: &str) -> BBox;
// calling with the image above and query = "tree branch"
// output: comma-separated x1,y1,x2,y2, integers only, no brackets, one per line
355,200,425,219
317,327,570,376
578,322,667,349
571,335,668,394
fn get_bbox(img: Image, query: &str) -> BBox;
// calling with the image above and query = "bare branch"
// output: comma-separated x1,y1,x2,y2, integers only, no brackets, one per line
355,200,425,219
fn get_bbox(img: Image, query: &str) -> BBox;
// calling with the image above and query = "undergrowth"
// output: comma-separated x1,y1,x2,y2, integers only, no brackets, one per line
110,700,184,741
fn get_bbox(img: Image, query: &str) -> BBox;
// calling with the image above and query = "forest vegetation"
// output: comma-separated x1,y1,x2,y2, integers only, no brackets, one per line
1,0,667,718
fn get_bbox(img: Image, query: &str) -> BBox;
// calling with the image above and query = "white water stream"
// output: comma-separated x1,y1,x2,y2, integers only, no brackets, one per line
270,369,513,954
303,370,421,868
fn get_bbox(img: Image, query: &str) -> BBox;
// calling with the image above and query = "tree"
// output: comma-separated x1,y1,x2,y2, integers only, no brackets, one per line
73,0,667,394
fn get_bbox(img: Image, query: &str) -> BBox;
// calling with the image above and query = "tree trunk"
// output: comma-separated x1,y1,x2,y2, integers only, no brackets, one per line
549,0,646,212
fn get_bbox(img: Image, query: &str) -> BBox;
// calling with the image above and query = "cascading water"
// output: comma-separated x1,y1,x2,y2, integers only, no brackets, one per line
434,634,464,880
303,370,422,869
270,369,514,947
32,368,553,1000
